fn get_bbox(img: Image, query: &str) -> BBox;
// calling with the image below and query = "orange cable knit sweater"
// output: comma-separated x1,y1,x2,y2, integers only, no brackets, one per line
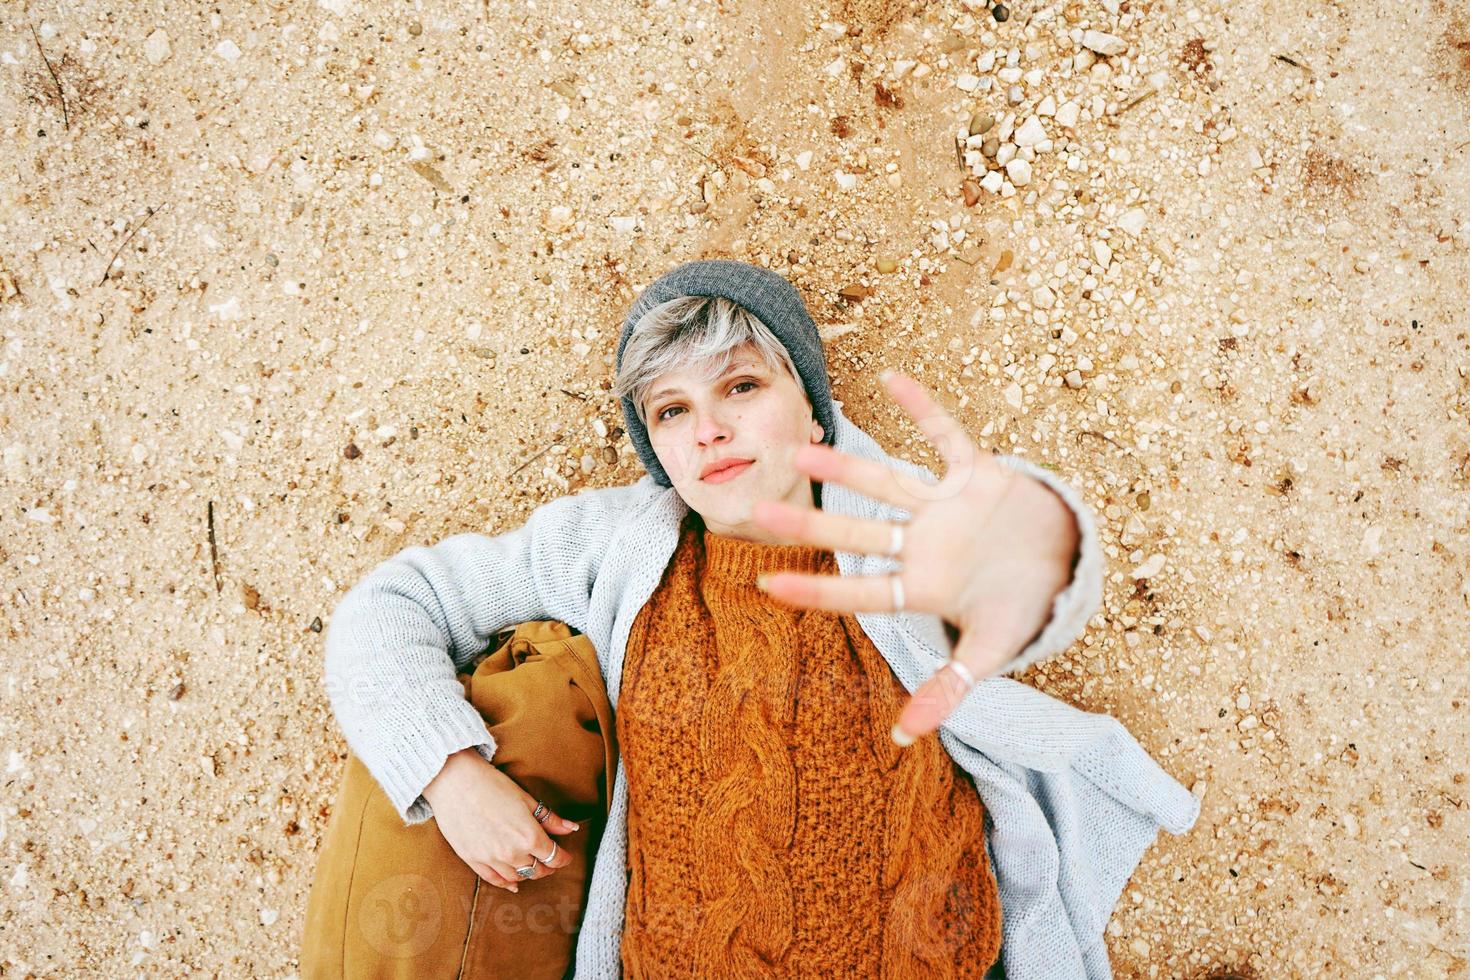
616,511,1002,978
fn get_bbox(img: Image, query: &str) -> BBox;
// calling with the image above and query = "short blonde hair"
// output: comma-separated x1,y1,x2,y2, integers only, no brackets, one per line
612,295,805,428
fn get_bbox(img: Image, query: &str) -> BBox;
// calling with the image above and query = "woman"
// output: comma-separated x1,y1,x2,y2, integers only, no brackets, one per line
315,259,1200,979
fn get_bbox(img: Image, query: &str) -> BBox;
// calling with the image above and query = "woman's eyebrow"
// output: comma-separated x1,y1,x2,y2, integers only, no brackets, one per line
647,361,764,403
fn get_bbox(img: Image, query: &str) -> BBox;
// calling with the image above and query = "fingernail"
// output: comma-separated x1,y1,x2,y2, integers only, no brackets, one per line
756,574,770,590
890,723,916,747
879,369,894,383
570,823,580,831
510,886,519,893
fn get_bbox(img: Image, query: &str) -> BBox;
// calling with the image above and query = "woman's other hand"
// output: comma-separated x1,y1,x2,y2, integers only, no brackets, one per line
421,748,580,892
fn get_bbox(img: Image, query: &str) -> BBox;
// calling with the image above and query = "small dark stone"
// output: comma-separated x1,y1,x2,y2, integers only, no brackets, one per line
993,3,1010,20
344,442,361,459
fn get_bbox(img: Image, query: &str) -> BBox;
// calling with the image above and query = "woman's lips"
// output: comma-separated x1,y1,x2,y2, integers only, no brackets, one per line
701,460,753,484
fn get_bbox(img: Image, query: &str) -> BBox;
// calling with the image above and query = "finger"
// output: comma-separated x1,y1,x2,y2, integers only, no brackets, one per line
879,371,998,488
498,855,547,885
757,568,922,617
539,809,581,837
890,636,1010,744
751,497,906,560
549,834,576,869
479,861,523,892
514,836,570,873
528,804,579,864
889,663,976,745
527,835,564,870
789,441,941,510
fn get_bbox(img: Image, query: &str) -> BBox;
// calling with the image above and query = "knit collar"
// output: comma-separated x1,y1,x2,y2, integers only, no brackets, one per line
689,511,832,583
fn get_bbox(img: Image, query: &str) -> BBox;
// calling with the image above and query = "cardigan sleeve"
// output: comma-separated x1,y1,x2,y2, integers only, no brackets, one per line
321,484,634,824
986,454,1105,676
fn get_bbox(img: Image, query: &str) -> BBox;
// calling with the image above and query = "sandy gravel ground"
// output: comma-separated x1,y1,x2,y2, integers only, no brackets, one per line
2,0,1468,976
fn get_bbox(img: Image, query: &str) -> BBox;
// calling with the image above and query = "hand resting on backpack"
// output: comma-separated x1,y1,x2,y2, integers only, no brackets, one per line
422,747,580,893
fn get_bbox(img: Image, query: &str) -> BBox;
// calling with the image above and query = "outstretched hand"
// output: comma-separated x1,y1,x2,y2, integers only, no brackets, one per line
751,369,1080,746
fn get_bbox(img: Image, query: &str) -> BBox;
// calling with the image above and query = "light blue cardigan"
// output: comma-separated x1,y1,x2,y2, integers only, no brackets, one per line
322,402,1200,979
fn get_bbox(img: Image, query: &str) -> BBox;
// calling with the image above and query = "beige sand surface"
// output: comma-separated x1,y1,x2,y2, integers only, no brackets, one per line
2,0,1468,976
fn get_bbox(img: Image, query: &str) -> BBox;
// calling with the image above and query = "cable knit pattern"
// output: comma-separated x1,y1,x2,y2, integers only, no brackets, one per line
617,512,1001,978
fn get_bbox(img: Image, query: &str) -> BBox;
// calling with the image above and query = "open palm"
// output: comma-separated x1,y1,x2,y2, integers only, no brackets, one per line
751,369,1081,744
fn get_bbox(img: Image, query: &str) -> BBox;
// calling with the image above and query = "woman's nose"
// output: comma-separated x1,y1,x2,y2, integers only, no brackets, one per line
695,414,732,445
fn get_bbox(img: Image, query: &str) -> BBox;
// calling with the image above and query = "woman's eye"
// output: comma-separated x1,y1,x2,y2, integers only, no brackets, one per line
655,380,758,423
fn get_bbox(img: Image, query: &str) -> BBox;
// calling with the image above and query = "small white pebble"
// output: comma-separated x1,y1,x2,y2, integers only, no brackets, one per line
1013,117,1048,148
1130,553,1166,579
1082,30,1127,56
144,29,172,66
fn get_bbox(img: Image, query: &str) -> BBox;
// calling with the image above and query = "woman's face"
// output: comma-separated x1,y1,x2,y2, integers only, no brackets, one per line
643,341,825,542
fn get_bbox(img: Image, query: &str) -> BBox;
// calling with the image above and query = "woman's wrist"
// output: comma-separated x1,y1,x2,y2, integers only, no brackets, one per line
424,747,487,805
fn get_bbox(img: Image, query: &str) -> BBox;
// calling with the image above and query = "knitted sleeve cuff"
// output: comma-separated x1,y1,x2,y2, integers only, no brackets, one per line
361,696,499,826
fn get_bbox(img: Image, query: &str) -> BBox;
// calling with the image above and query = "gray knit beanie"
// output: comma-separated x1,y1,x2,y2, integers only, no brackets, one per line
616,259,837,488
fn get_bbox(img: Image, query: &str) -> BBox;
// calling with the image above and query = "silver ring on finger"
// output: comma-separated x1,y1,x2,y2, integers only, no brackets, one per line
532,801,550,823
887,521,907,613
887,522,904,558
945,657,978,690
514,863,538,879
537,841,559,864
